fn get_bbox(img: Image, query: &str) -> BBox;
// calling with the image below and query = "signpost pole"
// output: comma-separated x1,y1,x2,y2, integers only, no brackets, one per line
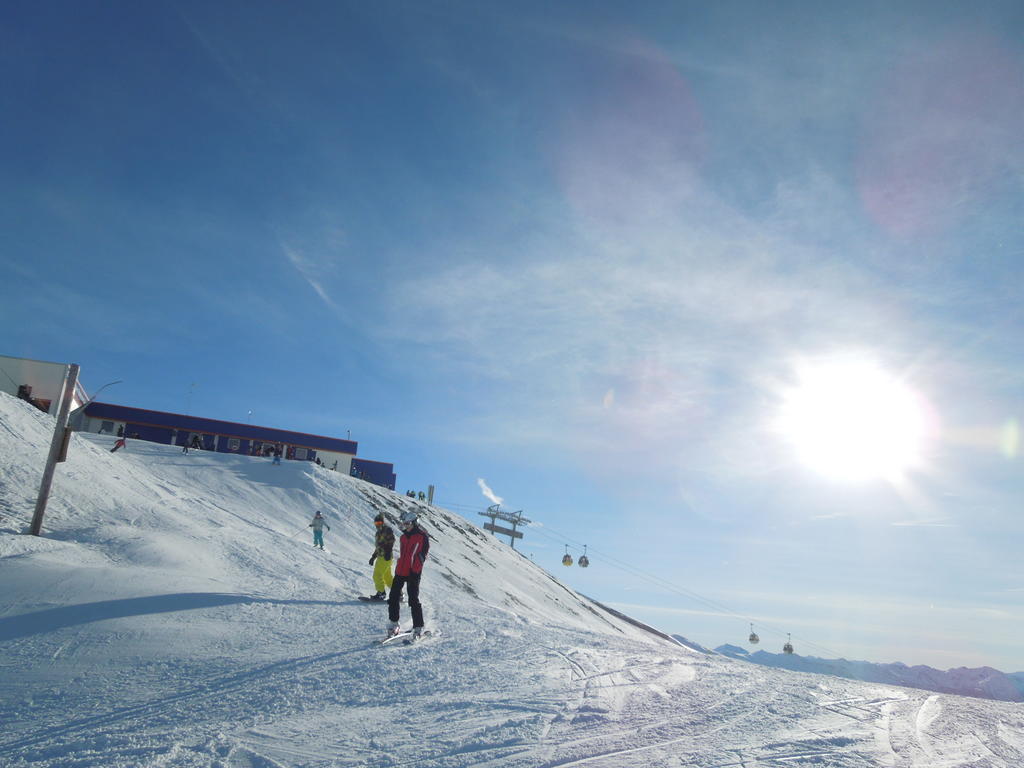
29,363,79,536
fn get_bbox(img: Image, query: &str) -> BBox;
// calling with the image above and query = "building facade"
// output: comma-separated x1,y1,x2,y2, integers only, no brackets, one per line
349,457,400,489
79,402,396,489
2,353,398,490
0,354,88,416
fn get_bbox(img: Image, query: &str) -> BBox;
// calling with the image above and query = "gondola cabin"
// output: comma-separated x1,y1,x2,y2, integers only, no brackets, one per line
748,623,759,644
578,545,590,568
783,633,794,654
562,546,574,567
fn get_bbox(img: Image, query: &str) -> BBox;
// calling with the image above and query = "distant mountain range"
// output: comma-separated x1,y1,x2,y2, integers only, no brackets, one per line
710,642,1024,703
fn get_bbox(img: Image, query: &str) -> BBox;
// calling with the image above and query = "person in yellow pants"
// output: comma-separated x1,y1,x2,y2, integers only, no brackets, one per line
367,513,395,600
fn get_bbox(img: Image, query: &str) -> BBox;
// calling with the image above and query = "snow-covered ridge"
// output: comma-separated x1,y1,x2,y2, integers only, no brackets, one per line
0,390,661,643
716,644,1024,702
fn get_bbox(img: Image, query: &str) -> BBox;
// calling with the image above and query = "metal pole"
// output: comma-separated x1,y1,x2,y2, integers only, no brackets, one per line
30,363,79,536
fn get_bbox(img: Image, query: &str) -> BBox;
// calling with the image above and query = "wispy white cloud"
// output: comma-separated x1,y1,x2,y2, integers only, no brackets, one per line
889,518,955,528
477,478,503,506
712,588,1021,629
810,511,848,521
365,20,1024,531
272,214,349,311
282,244,334,308
379,197,914,486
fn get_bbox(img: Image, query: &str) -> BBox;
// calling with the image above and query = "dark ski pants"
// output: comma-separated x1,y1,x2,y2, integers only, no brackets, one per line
389,572,423,628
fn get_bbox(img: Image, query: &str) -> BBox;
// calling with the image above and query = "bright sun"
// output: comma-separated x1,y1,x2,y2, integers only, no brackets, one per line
775,358,931,483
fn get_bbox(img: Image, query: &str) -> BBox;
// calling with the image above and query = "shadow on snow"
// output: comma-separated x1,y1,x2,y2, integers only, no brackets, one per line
0,592,346,641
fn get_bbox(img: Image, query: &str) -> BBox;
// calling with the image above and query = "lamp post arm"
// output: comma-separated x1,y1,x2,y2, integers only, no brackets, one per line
67,380,122,431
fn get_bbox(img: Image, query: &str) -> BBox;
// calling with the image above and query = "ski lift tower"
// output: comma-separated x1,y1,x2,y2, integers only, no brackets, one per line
478,504,531,549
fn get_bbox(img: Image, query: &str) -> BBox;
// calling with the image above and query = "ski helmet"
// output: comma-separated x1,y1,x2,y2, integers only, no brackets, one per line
400,510,417,526
373,513,384,524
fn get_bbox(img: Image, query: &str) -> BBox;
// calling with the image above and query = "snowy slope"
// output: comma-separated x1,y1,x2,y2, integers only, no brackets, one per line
716,645,1024,703
2,391,1024,768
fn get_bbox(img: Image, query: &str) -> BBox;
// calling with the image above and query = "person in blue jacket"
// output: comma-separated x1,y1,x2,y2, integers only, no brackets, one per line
308,511,330,549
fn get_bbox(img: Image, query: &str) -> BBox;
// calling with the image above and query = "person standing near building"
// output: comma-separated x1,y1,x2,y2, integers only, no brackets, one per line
386,510,430,639
367,513,395,601
308,511,330,550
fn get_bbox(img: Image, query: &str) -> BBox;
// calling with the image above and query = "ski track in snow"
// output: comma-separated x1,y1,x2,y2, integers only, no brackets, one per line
1,392,1023,767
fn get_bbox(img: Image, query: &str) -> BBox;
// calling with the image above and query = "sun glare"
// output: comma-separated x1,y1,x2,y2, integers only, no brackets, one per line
776,358,931,483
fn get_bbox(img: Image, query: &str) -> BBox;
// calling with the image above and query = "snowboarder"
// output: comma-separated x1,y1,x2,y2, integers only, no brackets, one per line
110,436,126,453
308,511,330,549
367,513,395,601
386,510,430,639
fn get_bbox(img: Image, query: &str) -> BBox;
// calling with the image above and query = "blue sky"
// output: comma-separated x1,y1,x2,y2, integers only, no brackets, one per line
3,0,1023,670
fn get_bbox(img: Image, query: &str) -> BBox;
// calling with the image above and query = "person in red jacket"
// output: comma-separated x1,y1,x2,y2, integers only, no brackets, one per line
386,509,430,638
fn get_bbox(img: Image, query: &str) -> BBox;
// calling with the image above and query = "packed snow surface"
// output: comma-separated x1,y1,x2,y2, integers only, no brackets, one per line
1,392,1023,767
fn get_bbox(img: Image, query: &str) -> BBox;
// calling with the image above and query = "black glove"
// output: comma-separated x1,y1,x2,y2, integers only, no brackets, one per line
369,555,376,565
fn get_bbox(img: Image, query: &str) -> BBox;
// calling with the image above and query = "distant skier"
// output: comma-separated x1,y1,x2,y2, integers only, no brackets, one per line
367,513,395,601
272,446,282,465
308,511,330,549
110,436,126,453
386,510,430,639
191,434,202,450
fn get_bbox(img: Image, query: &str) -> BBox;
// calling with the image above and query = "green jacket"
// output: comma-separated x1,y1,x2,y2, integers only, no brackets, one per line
373,524,395,561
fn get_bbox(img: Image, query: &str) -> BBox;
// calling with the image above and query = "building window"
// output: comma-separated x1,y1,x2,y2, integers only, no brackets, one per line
228,438,240,451
100,421,114,434
294,447,308,460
